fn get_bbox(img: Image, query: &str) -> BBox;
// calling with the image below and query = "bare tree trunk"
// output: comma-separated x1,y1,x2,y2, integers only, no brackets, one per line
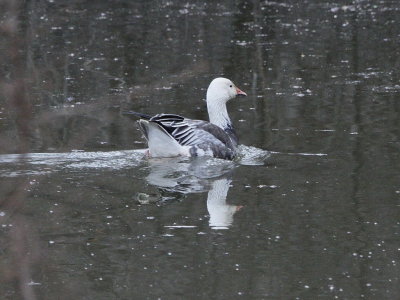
1,1,38,299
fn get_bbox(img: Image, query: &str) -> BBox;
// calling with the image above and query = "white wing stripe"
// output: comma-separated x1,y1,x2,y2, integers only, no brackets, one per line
180,132,197,144
182,136,199,145
173,127,191,136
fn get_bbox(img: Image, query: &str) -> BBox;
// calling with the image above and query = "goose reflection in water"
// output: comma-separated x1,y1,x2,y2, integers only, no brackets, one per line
143,157,243,229
206,178,243,230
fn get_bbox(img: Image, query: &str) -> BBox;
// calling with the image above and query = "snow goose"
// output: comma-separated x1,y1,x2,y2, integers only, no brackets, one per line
127,77,247,160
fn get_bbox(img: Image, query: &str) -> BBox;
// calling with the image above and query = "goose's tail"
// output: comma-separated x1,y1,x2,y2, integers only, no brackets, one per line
122,111,152,120
138,119,189,157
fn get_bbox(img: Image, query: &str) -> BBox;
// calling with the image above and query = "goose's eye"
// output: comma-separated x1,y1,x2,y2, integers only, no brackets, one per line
229,85,233,88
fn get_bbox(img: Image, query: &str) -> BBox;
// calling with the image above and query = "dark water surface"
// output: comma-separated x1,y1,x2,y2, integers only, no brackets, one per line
1,0,399,299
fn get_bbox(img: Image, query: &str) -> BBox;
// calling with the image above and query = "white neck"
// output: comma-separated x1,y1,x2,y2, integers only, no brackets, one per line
207,99,231,129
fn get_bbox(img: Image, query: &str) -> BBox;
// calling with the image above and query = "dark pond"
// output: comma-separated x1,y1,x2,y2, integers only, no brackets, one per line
1,0,399,299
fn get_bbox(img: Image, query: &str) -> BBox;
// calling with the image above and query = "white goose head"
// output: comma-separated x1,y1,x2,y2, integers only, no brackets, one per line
206,77,247,129
206,77,247,104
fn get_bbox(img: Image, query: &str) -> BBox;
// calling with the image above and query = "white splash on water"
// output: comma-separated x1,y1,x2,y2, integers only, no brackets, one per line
269,151,327,157
236,145,271,166
0,150,146,177
164,225,197,228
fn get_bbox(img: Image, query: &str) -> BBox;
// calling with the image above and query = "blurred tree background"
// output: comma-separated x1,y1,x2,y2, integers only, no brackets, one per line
0,1,399,299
